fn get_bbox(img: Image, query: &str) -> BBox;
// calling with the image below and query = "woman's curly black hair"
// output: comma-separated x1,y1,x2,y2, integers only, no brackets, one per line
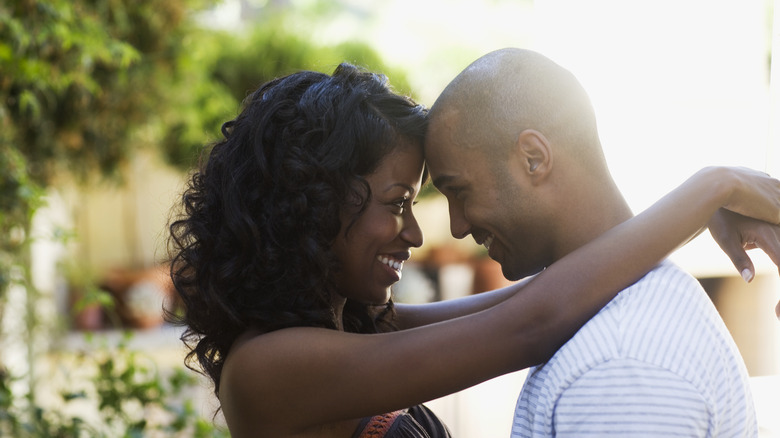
168,63,428,394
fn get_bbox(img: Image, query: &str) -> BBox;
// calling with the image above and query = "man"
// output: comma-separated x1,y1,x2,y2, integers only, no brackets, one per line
424,48,757,436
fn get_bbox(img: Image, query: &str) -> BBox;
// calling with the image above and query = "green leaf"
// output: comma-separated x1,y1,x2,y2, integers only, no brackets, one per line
17,90,41,119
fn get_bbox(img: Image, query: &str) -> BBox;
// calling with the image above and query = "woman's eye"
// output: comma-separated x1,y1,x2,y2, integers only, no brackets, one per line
391,198,408,214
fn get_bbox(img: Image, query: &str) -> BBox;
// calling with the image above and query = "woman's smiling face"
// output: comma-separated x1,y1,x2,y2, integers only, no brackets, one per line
332,141,425,305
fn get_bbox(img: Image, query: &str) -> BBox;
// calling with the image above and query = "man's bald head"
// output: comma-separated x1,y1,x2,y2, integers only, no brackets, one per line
427,48,606,171
423,49,633,279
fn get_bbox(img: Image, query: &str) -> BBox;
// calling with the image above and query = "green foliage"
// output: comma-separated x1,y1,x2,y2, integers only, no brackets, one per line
0,1,226,434
4,0,144,184
0,0,221,295
209,22,414,103
0,333,230,437
157,18,416,170
154,28,240,169
0,145,44,297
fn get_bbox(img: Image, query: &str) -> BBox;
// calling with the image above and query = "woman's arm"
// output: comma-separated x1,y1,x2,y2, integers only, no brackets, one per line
394,279,526,329
222,166,780,435
511,166,780,363
395,167,780,330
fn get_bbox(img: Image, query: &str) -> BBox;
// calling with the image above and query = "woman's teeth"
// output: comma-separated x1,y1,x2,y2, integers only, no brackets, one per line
377,255,403,271
483,234,494,250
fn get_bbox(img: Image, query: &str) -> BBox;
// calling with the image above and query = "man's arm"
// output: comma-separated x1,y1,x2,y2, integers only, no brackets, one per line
394,279,530,330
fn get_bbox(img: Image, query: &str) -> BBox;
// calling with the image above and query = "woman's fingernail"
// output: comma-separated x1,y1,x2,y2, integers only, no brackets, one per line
741,268,753,283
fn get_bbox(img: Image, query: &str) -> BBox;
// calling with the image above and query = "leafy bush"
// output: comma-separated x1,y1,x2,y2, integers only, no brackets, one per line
0,333,229,437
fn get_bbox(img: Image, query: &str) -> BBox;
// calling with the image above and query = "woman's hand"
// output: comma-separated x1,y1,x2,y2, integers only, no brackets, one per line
708,208,780,318
708,165,780,318
713,166,780,225
708,209,780,282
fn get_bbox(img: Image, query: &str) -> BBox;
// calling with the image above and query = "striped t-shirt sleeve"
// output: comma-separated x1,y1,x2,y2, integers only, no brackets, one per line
552,359,709,436
511,262,756,437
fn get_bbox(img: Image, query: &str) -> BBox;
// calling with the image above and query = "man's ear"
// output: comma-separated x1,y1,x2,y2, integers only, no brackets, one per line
516,129,552,184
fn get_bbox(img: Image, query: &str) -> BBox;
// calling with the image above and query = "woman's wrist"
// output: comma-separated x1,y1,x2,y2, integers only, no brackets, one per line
692,166,733,211
696,165,780,225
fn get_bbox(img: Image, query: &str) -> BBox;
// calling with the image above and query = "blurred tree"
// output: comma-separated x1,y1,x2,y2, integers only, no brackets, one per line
0,0,224,294
207,23,414,104
0,0,213,185
0,0,222,427
159,16,416,168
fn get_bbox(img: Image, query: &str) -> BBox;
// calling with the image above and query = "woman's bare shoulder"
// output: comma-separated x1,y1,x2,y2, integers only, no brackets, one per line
221,327,330,396
219,327,365,436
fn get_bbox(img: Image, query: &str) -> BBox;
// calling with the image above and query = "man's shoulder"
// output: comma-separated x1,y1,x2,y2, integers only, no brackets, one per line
601,260,710,320
536,260,738,382
622,260,702,297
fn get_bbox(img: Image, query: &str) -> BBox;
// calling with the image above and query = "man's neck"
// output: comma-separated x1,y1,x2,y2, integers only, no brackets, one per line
553,185,634,262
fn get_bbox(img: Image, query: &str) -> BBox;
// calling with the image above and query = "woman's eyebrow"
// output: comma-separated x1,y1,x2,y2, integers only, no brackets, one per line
383,183,415,194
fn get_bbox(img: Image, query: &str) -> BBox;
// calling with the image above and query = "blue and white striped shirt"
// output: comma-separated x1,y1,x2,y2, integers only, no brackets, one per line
512,261,756,437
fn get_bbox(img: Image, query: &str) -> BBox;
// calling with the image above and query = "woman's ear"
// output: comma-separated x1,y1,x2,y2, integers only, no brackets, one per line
516,129,552,184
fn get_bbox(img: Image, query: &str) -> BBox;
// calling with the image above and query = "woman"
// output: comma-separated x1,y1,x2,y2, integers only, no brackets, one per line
168,63,780,437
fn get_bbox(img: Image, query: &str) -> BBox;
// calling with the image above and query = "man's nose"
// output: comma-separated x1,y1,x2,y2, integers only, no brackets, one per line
449,203,471,240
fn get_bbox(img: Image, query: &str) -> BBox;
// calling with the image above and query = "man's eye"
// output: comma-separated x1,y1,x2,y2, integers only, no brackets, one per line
448,187,465,201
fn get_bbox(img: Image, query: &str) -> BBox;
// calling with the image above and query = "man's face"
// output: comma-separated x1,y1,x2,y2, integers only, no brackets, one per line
424,109,555,281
